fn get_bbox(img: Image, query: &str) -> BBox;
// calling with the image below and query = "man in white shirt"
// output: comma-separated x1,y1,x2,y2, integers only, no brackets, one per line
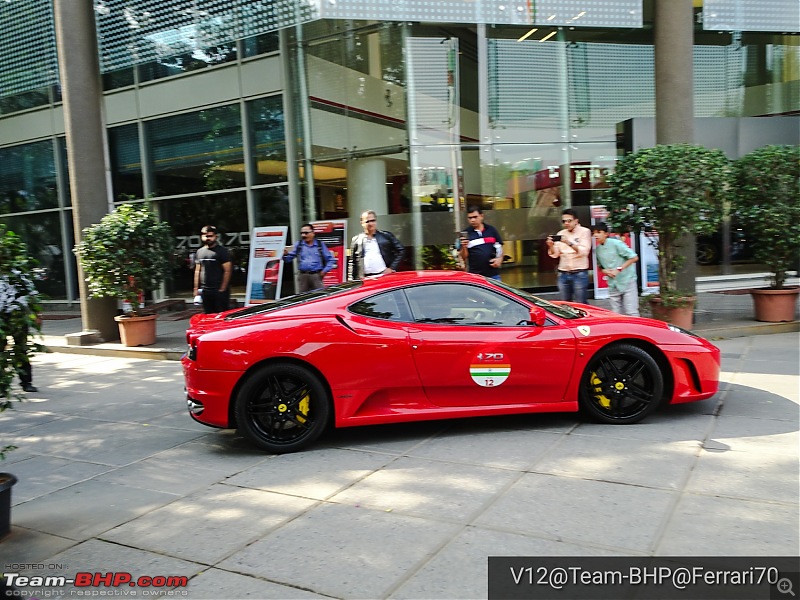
546,208,592,304
348,211,405,280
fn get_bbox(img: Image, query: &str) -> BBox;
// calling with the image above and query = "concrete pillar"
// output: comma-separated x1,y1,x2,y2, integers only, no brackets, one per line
54,0,119,342
348,158,387,225
654,0,696,294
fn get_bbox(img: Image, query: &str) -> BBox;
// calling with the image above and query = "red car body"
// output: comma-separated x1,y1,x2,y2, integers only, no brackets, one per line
182,271,720,453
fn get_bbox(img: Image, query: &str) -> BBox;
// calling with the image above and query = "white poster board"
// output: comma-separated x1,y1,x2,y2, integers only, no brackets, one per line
245,226,288,306
639,230,660,295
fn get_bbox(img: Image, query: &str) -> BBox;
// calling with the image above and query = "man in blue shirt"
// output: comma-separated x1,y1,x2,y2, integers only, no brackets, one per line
283,224,337,293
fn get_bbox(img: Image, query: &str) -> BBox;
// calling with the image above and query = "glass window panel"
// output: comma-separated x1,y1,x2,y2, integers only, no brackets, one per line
249,96,287,185
241,32,279,57
109,124,144,200
0,141,59,214
0,211,71,300
147,104,244,196
349,290,409,321
102,67,135,91
703,0,800,33
0,88,50,115
254,186,290,228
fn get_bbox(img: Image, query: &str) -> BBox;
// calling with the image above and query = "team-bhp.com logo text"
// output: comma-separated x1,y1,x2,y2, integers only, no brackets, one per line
3,572,189,595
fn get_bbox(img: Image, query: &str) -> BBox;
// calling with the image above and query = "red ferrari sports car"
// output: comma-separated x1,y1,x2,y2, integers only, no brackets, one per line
182,271,720,453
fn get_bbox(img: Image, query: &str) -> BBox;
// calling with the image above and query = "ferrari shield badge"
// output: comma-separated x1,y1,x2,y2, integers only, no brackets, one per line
470,352,510,387
578,326,591,336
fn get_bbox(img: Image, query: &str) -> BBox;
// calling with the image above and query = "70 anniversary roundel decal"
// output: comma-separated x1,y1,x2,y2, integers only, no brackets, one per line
470,352,510,387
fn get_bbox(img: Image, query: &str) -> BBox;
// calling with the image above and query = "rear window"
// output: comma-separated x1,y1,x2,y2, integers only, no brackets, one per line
225,281,362,320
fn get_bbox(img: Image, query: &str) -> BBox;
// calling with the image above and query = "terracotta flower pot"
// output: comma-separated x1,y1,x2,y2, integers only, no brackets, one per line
648,295,696,330
114,314,157,346
749,287,800,323
0,473,18,539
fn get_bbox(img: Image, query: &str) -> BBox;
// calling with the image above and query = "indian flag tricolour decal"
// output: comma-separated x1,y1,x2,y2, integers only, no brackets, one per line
469,364,511,387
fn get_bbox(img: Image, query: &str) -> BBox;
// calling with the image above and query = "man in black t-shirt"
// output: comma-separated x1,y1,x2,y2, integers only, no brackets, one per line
458,206,504,280
193,225,232,313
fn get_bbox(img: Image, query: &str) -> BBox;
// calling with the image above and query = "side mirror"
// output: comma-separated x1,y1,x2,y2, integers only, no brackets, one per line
529,306,546,327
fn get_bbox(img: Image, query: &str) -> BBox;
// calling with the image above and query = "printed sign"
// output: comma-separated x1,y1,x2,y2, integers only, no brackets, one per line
310,220,348,287
245,226,288,305
469,352,510,387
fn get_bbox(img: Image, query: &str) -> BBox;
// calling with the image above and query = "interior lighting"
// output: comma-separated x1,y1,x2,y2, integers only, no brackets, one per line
539,30,557,42
517,28,538,41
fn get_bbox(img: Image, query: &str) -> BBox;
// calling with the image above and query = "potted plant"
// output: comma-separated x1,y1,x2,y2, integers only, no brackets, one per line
0,225,43,538
74,203,173,346
603,144,730,329
731,145,800,322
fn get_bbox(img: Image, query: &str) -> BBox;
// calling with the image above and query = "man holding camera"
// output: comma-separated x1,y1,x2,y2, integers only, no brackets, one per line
547,208,592,304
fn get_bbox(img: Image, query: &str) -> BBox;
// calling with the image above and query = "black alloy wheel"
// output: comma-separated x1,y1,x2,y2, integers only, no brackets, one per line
579,344,664,424
235,363,331,453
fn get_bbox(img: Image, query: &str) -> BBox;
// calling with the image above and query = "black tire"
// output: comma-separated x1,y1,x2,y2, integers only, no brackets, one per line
696,241,719,266
235,363,331,453
579,344,664,424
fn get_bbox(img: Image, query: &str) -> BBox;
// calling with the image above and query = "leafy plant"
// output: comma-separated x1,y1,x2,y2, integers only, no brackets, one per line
731,145,800,290
0,225,43,459
74,203,173,317
602,144,730,298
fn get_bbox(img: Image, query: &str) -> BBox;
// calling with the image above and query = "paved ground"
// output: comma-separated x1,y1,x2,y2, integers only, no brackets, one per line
0,298,797,598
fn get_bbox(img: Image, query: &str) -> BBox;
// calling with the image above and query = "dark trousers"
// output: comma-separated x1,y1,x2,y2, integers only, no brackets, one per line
297,272,324,293
201,288,230,314
12,325,32,385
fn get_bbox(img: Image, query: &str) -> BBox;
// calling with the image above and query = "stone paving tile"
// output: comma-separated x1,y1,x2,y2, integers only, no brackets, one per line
330,456,520,522
571,408,716,444
101,483,318,565
474,473,675,554
656,493,799,555
6,455,113,503
186,568,329,599
0,526,77,565
392,526,621,600
686,445,799,504
13,479,179,541
534,435,700,490
218,502,461,599
707,414,799,456
718,385,800,420
226,447,397,500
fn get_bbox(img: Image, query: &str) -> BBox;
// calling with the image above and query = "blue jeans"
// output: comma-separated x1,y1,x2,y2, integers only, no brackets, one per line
557,270,589,304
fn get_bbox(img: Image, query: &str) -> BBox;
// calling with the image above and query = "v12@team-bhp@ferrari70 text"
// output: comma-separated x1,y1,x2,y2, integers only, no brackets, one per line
182,271,720,453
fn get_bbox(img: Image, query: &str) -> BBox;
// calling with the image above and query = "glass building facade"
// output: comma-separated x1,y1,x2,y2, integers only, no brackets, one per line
0,0,797,302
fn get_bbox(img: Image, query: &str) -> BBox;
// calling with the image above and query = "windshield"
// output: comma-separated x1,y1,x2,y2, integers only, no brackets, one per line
226,280,363,320
492,279,584,320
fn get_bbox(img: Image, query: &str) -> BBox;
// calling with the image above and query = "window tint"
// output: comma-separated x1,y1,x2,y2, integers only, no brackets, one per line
349,290,409,321
405,283,530,326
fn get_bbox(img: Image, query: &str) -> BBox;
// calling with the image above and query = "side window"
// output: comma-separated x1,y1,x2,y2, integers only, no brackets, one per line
404,284,530,326
349,290,410,322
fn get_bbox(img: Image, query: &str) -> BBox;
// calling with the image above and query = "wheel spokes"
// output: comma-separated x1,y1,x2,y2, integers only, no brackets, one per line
247,375,314,441
588,354,654,419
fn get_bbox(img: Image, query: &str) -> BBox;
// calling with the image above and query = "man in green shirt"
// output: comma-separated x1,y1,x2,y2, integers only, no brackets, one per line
593,222,640,317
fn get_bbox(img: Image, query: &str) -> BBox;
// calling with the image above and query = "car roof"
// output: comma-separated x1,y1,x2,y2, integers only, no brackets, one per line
359,270,490,289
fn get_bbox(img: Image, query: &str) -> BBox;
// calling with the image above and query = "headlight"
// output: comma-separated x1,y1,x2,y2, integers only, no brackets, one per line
667,323,699,338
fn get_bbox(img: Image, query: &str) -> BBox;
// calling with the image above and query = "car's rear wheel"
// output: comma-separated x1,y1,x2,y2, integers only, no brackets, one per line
579,344,664,424
235,363,330,453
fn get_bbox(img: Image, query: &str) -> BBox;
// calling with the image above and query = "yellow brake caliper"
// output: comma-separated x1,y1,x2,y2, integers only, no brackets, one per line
590,372,611,408
296,393,310,424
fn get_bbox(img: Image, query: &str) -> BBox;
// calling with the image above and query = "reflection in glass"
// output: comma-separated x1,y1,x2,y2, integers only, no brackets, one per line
0,211,71,299
147,105,244,196
249,96,287,185
109,124,144,199
0,141,59,214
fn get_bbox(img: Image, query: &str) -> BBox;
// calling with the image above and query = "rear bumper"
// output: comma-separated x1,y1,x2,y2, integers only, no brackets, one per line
182,357,243,428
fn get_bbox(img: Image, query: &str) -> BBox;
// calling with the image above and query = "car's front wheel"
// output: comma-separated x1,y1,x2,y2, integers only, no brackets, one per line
579,344,664,424
235,363,331,453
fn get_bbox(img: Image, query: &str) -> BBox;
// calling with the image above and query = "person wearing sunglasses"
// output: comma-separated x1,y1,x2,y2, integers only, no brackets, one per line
348,210,405,280
283,224,337,293
546,208,592,304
